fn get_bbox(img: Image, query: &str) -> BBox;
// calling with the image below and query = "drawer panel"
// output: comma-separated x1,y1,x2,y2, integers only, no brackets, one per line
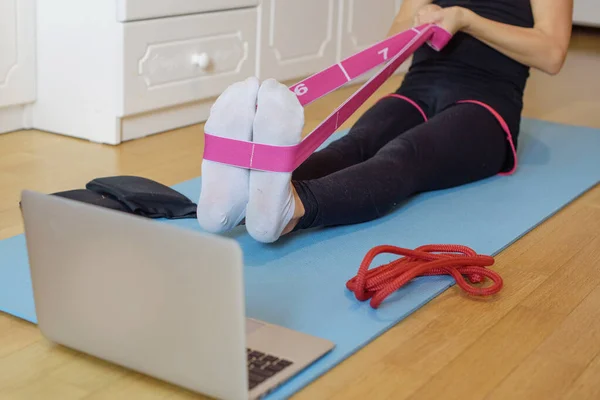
117,0,258,22
121,8,257,116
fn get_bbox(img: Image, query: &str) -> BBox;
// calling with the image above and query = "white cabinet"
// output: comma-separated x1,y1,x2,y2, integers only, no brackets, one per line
116,0,258,22
5,0,409,141
339,0,403,59
258,0,407,84
338,0,407,82
31,0,257,144
257,0,339,82
0,0,35,134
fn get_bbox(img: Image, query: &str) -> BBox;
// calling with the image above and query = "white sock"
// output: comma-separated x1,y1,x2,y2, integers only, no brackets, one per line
196,76,259,233
246,79,304,243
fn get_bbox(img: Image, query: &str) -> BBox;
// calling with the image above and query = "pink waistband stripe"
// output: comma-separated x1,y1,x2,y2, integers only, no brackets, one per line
458,100,518,175
202,24,453,173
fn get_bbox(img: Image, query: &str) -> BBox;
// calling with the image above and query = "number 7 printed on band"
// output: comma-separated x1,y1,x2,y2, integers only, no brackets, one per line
378,47,389,60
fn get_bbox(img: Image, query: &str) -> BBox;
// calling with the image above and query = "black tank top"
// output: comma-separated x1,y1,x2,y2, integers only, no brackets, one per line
401,0,534,117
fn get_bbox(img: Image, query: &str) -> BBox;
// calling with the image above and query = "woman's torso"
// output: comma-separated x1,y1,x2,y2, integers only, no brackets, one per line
399,0,535,125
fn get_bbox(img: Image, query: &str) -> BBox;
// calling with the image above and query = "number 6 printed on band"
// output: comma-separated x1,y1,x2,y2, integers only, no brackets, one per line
294,84,308,96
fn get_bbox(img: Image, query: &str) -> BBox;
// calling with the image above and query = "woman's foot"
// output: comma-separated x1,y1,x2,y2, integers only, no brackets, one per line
196,76,259,233
246,79,305,243
281,183,306,235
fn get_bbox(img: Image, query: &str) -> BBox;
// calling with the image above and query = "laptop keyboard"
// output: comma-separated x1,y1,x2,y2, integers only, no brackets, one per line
247,349,293,390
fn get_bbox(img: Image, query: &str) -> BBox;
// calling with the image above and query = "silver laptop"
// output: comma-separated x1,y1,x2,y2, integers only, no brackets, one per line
20,190,334,400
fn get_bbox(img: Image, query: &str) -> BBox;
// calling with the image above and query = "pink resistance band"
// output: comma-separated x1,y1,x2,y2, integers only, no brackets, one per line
202,24,453,172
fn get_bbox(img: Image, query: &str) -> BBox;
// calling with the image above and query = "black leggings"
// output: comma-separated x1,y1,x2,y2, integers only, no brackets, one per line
292,95,514,229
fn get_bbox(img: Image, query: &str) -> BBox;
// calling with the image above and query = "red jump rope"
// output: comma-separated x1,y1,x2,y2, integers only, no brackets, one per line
346,244,503,308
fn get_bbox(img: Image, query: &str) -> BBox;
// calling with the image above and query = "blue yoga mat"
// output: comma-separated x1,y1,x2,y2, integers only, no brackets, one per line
1,118,599,399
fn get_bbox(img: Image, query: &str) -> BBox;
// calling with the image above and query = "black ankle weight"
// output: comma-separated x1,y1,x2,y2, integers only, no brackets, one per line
85,176,197,219
47,176,197,219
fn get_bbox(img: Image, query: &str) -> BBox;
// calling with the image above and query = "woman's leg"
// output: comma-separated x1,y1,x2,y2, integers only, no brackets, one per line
292,102,510,230
292,94,428,181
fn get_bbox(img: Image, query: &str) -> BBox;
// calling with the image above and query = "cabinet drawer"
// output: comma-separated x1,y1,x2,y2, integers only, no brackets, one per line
117,0,258,21
121,8,257,116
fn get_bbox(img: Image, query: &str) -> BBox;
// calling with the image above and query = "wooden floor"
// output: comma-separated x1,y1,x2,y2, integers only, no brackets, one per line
1,27,600,400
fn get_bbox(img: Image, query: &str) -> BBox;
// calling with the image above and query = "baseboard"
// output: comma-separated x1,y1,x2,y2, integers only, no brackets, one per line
0,105,28,134
120,99,214,142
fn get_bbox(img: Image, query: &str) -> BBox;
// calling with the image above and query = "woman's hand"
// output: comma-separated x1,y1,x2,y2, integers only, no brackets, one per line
413,4,470,35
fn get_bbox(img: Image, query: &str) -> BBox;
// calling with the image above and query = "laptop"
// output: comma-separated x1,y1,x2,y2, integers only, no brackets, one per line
20,190,334,400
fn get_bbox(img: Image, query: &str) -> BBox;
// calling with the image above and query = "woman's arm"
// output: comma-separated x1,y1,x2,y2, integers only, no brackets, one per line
461,0,573,75
415,1,573,75
387,0,434,37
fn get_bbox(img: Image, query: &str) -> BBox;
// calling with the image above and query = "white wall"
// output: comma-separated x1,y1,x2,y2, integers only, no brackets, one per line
573,0,600,27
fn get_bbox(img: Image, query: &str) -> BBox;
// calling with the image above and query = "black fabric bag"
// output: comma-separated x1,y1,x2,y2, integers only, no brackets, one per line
84,176,197,219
